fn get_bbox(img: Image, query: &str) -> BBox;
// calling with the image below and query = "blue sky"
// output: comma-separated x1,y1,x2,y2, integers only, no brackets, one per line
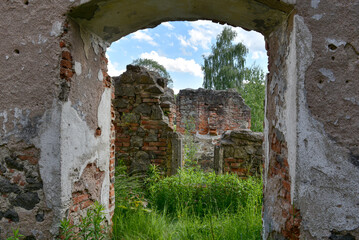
107,20,267,94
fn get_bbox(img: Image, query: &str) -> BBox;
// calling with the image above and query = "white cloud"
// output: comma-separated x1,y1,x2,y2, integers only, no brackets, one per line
233,28,266,53
178,20,266,61
177,20,224,51
173,88,180,94
106,55,125,77
162,22,175,30
131,30,158,46
251,51,266,60
140,51,203,78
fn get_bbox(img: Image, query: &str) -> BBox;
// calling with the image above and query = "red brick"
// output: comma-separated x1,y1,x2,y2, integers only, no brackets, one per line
81,200,94,209
62,51,72,61
118,137,130,142
59,41,66,48
60,68,74,80
149,142,167,147
61,59,72,69
70,205,79,213
153,150,167,156
282,180,291,192
143,125,162,130
142,146,158,151
18,155,38,165
73,193,89,205
230,163,241,168
224,157,236,163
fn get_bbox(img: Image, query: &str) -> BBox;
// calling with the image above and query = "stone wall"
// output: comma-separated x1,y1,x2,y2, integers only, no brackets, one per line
176,88,251,136
113,65,181,176
214,130,263,177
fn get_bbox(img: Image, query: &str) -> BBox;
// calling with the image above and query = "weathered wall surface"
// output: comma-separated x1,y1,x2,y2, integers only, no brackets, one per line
0,1,114,238
177,88,251,172
176,88,250,136
215,130,263,177
113,65,180,176
1,0,358,239
295,1,359,239
263,1,359,239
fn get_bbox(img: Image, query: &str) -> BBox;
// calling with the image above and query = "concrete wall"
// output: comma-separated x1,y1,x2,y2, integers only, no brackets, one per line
1,0,358,239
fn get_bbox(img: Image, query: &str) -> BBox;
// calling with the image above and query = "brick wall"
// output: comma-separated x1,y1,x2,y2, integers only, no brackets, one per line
214,129,263,177
113,65,180,175
176,88,251,136
177,88,251,171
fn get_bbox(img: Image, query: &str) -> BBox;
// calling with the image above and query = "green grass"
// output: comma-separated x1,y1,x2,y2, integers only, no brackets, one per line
112,166,263,240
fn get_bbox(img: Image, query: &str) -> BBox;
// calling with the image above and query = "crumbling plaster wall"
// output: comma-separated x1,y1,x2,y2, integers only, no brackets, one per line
0,1,114,238
295,1,359,239
1,0,358,239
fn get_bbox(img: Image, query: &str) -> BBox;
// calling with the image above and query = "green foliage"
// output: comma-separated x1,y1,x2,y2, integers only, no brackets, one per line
6,228,24,240
238,66,266,132
112,168,262,240
132,58,173,87
182,117,199,169
202,27,248,90
114,161,148,211
58,201,110,240
148,168,262,216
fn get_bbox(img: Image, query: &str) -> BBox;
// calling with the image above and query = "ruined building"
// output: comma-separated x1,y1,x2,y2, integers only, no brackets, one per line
113,65,181,176
176,88,254,171
1,1,359,239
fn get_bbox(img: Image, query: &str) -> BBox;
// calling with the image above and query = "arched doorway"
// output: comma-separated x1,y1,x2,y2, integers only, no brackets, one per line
66,1,296,238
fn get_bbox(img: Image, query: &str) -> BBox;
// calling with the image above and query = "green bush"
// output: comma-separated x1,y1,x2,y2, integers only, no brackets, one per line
148,167,262,216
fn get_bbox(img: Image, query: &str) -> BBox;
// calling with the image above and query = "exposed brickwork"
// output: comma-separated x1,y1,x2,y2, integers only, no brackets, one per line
68,163,105,225
216,129,263,177
109,84,116,219
177,88,251,171
269,130,301,239
176,88,251,136
113,65,178,175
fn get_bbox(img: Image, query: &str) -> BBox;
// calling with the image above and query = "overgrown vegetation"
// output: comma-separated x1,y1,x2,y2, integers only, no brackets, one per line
112,163,262,240
238,66,265,132
59,201,110,240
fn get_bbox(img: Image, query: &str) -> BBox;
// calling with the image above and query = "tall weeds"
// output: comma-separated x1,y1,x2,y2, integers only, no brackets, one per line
112,165,262,240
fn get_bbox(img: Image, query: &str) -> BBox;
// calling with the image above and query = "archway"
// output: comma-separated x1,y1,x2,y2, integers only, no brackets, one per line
66,1,295,239
4,1,359,239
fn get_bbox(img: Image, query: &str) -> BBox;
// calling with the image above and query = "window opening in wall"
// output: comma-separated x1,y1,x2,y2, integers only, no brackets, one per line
108,20,267,239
